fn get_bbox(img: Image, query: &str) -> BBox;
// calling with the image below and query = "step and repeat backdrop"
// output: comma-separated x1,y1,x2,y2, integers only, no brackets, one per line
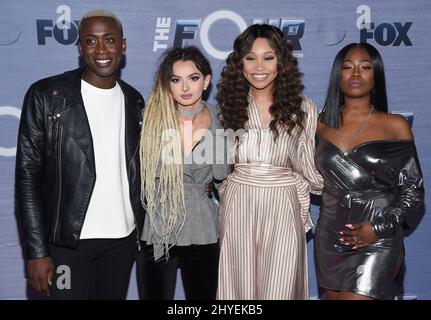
0,0,429,299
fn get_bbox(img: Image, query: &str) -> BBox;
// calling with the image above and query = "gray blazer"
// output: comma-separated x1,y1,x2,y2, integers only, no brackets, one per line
141,102,231,260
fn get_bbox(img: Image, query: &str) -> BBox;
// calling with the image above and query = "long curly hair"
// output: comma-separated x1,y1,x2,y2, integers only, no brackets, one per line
216,24,305,138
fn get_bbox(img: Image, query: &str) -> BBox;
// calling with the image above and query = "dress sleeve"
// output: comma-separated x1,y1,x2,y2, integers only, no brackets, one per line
371,143,424,238
212,124,232,190
291,96,324,195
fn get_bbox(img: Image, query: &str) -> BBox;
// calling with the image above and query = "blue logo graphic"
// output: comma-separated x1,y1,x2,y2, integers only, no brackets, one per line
36,5,79,45
360,22,412,46
153,10,305,60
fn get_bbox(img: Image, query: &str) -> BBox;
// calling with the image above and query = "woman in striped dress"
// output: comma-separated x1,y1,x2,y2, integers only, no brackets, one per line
216,24,323,299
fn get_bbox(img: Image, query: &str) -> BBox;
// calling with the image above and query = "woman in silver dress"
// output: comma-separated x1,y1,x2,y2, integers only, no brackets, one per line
315,42,424,300
138,46,229,300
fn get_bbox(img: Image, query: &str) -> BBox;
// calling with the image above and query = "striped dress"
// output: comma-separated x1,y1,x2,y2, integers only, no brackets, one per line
217,96,323,300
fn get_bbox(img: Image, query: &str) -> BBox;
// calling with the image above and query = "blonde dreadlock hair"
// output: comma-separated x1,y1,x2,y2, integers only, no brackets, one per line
140,81,185,256
140,46,212,257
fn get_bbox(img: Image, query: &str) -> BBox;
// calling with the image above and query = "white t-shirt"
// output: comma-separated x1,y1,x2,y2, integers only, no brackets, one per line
80,79,135,239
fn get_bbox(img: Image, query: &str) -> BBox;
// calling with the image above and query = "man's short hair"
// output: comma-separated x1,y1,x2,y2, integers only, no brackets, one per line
78,9,123,38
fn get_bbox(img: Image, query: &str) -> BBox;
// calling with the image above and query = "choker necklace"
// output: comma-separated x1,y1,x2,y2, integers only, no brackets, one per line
176,102,204,117
336,105,374,155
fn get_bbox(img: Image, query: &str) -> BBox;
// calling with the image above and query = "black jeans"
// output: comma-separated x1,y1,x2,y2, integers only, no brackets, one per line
48,230,137,299
137,242,219,300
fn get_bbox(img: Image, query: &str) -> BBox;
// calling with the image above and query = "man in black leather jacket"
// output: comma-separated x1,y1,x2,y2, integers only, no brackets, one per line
15,10,145,299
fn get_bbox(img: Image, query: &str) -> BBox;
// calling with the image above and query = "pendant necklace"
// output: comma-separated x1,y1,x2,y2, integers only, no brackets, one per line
336,105,374,155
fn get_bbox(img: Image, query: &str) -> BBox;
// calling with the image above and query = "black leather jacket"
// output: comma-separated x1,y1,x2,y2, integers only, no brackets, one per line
16,68,145,259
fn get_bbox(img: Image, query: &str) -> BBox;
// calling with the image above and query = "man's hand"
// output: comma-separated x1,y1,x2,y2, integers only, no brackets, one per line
27,257,54,295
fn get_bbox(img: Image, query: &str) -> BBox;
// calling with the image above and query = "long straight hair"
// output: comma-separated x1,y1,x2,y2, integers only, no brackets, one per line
320,42,388,128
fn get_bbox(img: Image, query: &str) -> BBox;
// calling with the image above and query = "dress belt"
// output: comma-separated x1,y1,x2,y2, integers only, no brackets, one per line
227,163,314,231
228,163,300,187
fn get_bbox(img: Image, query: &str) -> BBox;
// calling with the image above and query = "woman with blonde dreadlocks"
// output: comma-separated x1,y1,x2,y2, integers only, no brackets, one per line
137,46,230,300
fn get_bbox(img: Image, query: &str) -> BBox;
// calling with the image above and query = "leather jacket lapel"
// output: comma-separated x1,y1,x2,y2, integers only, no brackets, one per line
50,69,96,174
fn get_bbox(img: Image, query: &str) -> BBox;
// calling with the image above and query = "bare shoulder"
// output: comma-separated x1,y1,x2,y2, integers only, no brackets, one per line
377,112,413,140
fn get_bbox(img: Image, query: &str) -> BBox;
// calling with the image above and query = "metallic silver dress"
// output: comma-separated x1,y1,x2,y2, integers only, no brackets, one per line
314,138,424,299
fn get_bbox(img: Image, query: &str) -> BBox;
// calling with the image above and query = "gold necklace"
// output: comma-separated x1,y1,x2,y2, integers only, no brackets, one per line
335,105,374,155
